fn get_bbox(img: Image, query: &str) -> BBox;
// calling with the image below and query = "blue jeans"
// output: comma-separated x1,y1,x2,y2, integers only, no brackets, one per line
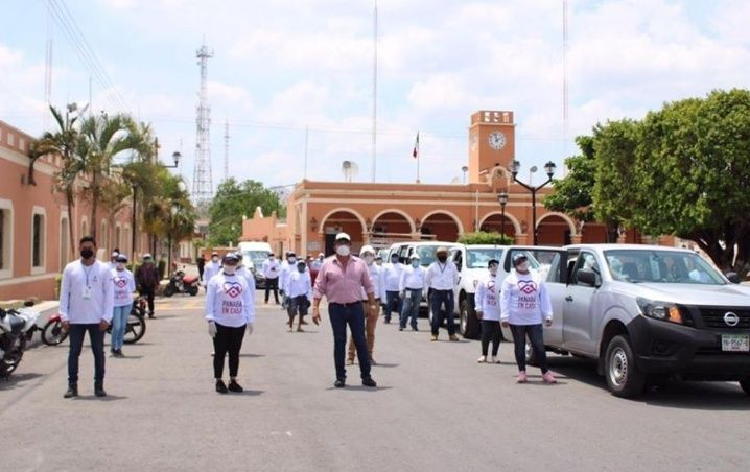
328,302,371,381
430,289,455,335
111,304,132,351
400,288,422,328
510,324,549,374
68,323,105,385
384,290,402,321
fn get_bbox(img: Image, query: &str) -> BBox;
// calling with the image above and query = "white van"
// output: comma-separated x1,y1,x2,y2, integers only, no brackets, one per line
238,241,273,288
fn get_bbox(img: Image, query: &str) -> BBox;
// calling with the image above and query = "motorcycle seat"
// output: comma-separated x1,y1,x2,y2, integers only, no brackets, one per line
3,311,26,334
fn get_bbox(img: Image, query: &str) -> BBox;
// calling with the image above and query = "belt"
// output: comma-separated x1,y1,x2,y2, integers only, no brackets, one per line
432,288,452,292
405,287,423,291
330,302,361,307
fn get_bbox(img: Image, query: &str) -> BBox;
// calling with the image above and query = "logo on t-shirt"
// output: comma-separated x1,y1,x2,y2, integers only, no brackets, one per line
224,281,242,298
114,277,127,288
518,280,538,294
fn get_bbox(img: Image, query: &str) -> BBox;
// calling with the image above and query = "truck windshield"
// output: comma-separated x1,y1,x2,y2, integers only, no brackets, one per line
466,249,505,268
604,250,726,285
243,251,268,271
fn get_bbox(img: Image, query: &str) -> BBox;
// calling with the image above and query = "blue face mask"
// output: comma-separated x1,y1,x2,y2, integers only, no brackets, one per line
411,260,420,268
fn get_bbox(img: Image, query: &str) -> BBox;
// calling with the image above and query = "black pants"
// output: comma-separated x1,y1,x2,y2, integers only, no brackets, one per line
140,287,156,314
213,323,246,379
481,320,501,357
68,324,105,385
265,278,279,303
510,324,549,374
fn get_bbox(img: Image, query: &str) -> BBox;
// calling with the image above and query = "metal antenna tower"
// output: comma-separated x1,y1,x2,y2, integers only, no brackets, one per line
44,3,53,128
192,40,214,209
562,0,569,176
224,119,230,183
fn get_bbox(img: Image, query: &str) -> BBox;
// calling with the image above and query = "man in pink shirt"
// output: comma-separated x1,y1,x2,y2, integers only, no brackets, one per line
312,233,378,388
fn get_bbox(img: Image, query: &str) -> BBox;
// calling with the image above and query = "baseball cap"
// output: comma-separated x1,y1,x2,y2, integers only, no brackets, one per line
359,244,375,256
116,254,127,263
436,246,449,254
409,254,421,260
224,253,240,263
512,253,529,266
335,232,351,242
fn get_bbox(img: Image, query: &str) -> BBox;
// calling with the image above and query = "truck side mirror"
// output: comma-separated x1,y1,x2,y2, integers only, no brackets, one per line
726,272,741,284
577,269,599,287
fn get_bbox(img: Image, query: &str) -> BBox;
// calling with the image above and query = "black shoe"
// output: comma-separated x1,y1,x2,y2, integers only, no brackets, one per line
215,380,229,394
399,327,404,331
333,379,346,388
361,377,377,387
384,318,391,324
412,326,419,331
94,382,107,397
148,313,155,319
64,385,78,398
228,380,243,393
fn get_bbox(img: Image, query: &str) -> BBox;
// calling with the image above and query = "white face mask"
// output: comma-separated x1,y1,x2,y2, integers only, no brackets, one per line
336,244,351,257
364,255,374,265
116,262,126,270
288,257,297,264
224,265,237,275
517,261,531,272
212,257,219,263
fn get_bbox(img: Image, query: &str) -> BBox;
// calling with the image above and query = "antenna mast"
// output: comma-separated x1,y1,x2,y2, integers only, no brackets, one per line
371,0,378,182
192,39,214,211
562,0,569,176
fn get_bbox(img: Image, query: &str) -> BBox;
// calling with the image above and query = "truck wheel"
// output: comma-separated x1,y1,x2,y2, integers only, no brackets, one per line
740,378,750,396
460,299,479,339
605,335,645,398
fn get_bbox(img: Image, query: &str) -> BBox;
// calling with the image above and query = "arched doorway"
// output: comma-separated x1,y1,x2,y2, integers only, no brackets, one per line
480,213,517,240
536,213,575,246
320,209,365,256
371,210,414,247
420,211,462,242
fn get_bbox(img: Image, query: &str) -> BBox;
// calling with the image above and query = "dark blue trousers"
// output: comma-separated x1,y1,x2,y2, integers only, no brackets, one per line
430,289,455,336
329,302,371,381
68,323,105,385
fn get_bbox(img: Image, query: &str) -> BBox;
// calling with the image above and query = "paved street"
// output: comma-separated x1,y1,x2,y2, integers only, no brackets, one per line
2,292,749,472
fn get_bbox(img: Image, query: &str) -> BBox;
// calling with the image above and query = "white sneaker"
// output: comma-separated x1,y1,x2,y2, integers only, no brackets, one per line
490,356,499,363
477,355,487,363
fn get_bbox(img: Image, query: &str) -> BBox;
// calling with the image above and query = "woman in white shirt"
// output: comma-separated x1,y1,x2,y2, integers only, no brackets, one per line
474,259,501,363
284,260,312,332
206,253,255,394
110,254,136,357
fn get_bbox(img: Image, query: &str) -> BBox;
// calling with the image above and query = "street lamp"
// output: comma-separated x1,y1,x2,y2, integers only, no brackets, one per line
509,160,557,245
163,150,181,168
497,191,509,237
461,166,468,184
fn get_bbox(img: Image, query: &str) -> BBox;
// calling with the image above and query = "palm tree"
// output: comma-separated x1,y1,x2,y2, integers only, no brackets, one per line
121,120,159,255
38,105,83,257
77,113,139,239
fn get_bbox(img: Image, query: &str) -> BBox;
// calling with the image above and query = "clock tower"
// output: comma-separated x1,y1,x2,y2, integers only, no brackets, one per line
467,110,516,184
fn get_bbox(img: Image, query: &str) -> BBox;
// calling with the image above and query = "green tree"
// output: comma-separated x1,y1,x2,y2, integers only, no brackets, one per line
208,178,284,246
458,231,513,245
630,89,750,274
544,136,596,222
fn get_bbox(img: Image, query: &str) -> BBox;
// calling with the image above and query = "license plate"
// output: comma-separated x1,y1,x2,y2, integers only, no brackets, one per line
721,334,750,352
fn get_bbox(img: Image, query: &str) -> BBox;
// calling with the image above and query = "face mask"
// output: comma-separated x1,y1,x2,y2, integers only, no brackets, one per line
80,249,94,259
376,260,383,266
116,262,126,270
517,261,531,272
364,255,374,265
224,265,237,275
336,245,351,257
437,255,448,263
391,258,399,264
143,258,151,264
489,266,498,276
411,260,420,268
212,257,219,263
288,257,297,263
298,266,306,273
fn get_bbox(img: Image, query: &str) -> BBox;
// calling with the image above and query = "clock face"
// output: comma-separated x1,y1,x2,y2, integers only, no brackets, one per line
488,131,507,150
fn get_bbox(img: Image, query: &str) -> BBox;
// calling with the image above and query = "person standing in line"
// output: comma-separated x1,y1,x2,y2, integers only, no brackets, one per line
475,259,501,363
110,254,136,358
426,246,460,342
399,254,426,332
203,251,221,285
104,250,119,272
196,253,206,282
135,253,159,318
347,245,384,365
279,251,297,309
206,253,255,394
381,253,404,324
234,252,257,293
500,253,557,384
312,233,378,388
60,236,114,398
261,252,281,304
284,260,312,332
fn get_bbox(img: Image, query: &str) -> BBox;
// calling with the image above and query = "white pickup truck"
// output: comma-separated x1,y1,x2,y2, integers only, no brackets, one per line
448,244,563,339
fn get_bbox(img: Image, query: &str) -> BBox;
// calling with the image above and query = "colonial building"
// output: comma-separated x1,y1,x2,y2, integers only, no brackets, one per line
241,110,638,256
0,119,147,300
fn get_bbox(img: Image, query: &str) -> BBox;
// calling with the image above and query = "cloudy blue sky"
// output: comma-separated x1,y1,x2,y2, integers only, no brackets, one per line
1,0,749,191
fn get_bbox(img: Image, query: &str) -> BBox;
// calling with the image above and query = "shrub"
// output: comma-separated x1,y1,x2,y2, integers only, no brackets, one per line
458,231,514,245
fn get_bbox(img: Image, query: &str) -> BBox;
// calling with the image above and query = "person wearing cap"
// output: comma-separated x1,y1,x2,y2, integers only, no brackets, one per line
381,252,405,324
312,232,378,388
284,259,312,332
233,252,257,294
105,250,120,272
205,252,255,394
110,254,135,357
135,253,160,318
279,251,298,309
204,251,222,285
426,246,460,341
399,254,426,332
261,252,281,304
475,259,501,363
500,253,556,384
347,245,384,365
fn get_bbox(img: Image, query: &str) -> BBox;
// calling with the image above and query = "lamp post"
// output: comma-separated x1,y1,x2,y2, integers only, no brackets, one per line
509,160,557,245
497,191,509,237
164,150,181,168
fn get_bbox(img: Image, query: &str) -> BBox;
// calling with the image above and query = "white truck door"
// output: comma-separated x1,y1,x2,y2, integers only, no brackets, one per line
562,251,599,355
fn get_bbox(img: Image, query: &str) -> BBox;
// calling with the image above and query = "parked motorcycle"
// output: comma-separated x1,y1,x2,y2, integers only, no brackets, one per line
41,297,147,346
164,268,199,297
0,306,41,378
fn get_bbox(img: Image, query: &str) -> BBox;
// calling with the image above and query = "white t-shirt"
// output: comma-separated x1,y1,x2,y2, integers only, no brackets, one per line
499,271,553,325
111,269,136,307
205,273,255,328
400,265,426,291
475,274,500,321
262,259,281,279
60,259,114,324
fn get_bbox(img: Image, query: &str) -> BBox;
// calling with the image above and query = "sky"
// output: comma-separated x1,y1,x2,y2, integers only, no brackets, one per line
1,0,749,193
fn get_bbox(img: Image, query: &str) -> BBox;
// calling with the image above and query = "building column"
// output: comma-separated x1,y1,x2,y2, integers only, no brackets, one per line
570,234,583,244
